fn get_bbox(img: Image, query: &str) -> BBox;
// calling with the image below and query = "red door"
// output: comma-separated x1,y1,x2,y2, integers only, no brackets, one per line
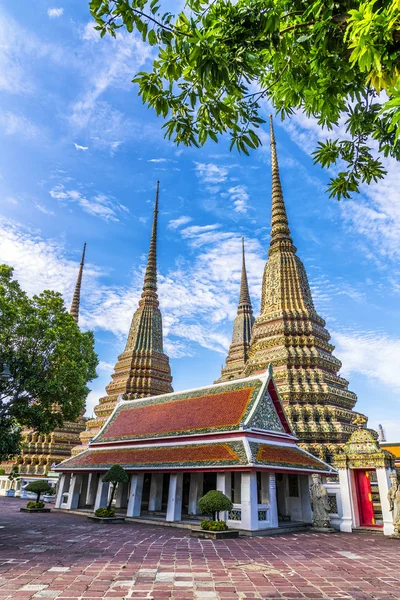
355,470,375,526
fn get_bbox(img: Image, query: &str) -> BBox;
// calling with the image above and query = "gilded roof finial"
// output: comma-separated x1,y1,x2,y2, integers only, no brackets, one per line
239,237,252,306
141,181,159,301
70,242,86,324
269,115,294,251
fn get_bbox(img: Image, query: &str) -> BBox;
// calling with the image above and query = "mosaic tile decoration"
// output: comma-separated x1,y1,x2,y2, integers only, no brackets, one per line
95,379,263,442
250,442,334,473
58,441,248,470
247,386,284,432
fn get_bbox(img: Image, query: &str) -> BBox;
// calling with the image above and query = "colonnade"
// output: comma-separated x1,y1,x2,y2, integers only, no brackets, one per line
55,470,313,531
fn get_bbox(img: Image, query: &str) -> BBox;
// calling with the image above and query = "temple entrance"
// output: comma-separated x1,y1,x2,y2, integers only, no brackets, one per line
203,473,217,495
355,470,382,527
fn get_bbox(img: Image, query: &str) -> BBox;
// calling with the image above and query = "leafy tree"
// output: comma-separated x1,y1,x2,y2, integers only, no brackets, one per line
0,265,98,461
8,466,20,490
89,0,400,199
25,480,53,502
102,464,129,510
198,490,233,520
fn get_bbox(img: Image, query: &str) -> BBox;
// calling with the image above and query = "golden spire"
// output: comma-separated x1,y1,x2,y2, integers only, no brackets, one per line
141,181,159,302
69,242,86,323
214,237,254,383
239,237,251,306
72,181,173,454
269,115,295,253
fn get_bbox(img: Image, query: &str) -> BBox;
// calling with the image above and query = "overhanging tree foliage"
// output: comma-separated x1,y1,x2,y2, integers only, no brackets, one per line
89,0,400,199
0,265,98,461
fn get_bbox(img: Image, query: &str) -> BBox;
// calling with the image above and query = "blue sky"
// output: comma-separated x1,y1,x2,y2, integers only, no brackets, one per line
1,2,400,440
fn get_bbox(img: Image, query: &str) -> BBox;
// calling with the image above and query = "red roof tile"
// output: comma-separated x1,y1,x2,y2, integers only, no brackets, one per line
255,444,328,471
59,443,245,469
97,386,256,442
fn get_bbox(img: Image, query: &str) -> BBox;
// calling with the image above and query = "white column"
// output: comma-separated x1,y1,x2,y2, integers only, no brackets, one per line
66,474,82,510
115,481,129,509
376,468,395,536
188,473,203,516
148,474,163,512
166,473,183,522
268,473,279,528
241,472,258,531
338,469,353,533
55,474,67,508
127,474,144,517
94,476,110,511
300,474,313,523
86,473,98,506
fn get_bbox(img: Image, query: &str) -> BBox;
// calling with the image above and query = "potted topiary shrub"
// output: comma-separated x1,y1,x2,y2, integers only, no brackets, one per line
87,464,128,524
192,490,238,539
20,480,53,512
6,467,20,497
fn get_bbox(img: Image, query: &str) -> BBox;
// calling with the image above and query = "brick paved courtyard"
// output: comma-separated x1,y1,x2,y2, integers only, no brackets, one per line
0,498,399,600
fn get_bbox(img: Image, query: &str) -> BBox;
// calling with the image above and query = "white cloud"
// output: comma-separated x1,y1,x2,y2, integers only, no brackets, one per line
168,216,192,230
49,184,128,223
148,158,171,163
333,330,400,393
194,162,229,184
74,142,88,151
227,185,249,214
0,8,67,95
47,8,64,18
0,111,41,138
69,27,152,134
35,204,54,216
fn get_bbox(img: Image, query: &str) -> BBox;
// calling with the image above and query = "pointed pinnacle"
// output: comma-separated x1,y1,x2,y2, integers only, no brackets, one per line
70,242,86,324
269,115,294,249
141,181,159,300
238,237,252,306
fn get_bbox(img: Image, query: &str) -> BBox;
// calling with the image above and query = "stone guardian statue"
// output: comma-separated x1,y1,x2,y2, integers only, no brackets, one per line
388,471,400,538
310,473,331,529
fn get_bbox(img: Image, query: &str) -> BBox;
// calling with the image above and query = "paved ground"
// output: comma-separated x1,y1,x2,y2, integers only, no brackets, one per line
1,498,399,600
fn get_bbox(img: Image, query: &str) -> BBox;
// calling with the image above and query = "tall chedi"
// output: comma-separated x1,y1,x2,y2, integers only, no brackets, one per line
216,238,255,382
74,182,173,453
2,245,87,478
238,117,367,462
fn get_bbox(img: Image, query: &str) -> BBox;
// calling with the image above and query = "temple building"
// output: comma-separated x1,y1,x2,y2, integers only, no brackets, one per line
0,244,88,495
54,126,398,536
218,117,369,464
72,181,173,456
55,369,336,532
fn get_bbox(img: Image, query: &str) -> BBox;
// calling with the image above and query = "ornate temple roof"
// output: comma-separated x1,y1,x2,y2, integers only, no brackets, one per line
333,428,395,470
91,372,290,443
57,369,336,475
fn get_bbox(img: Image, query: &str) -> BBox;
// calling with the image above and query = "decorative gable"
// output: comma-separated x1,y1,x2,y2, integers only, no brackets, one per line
246,386,284,432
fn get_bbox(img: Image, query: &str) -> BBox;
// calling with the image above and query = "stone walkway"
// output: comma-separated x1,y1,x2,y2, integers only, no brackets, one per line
0,498,399,600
